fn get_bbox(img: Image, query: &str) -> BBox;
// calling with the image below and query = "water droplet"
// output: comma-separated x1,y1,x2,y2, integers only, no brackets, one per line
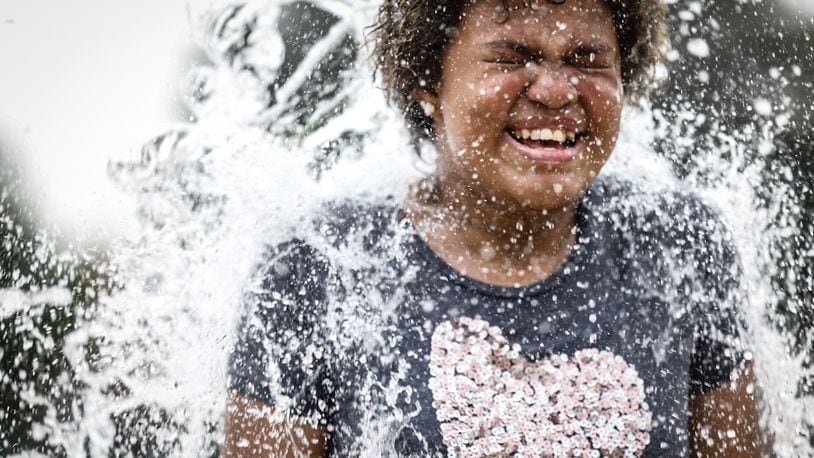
678,10,695,21
686,38,710,58
479,244,496,261
753,98,772,116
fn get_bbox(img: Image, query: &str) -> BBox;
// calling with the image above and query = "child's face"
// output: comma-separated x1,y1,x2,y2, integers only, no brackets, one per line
423,0,623,211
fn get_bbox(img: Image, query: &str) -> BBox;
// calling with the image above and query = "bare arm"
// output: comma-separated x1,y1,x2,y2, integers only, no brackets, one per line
222,392,328,458
688,364,762,457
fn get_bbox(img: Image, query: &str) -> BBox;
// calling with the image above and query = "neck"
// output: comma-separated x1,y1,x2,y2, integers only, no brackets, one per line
404,178,579,286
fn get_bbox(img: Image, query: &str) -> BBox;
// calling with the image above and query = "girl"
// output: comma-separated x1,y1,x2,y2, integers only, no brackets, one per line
224,0,761,455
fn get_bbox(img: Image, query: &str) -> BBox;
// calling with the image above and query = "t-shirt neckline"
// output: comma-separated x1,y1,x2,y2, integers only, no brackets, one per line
397,193,594,300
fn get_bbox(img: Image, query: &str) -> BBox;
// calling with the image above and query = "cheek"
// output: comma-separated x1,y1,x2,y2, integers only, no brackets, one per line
443,71,525,131
578,77,622,134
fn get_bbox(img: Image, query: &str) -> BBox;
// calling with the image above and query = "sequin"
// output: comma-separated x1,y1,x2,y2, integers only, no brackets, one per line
429,317,652,457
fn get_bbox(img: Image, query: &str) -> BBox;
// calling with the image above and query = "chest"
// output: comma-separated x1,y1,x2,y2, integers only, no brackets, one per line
333,280,697,457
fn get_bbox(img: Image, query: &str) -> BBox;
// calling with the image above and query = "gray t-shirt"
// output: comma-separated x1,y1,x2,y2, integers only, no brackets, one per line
228,177,745,457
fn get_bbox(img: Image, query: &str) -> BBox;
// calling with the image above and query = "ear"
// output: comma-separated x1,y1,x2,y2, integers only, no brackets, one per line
414,89,441,122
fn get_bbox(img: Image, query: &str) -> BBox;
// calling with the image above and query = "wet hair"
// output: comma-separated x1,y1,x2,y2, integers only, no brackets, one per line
370,0,668,145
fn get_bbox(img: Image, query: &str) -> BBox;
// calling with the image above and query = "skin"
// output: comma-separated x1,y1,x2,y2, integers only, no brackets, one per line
689,366,763,457
222,393,327,457
222,0,762,455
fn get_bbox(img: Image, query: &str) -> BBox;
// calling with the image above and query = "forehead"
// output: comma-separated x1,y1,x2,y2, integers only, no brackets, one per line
458,0,617,45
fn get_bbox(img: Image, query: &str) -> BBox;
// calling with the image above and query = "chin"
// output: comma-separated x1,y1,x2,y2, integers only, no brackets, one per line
503,175,592,212
517,194,581,212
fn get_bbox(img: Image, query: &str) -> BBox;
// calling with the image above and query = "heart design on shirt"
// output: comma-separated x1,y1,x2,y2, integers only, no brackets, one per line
428,317,652,457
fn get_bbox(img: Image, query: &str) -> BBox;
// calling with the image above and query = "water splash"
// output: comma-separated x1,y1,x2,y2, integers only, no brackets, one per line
2,0,812,455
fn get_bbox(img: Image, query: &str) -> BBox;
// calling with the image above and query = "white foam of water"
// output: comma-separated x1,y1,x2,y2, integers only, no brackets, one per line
0,287,72,319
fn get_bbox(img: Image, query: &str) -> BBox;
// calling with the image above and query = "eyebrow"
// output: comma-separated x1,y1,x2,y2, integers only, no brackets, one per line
571,43,615,54
481,40,615,55
482,40,534,54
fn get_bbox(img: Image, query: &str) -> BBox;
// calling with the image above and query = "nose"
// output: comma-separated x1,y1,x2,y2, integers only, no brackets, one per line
524,62,578,109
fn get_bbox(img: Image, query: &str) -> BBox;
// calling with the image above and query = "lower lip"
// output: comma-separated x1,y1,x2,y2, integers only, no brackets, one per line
505,132,580,164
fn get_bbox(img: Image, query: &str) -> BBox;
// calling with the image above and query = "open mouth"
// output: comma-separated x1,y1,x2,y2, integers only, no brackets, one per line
508,128,583,148
506,128,585,163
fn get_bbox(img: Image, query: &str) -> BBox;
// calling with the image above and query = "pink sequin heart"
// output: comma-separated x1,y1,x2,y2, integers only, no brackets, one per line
428,317,652,457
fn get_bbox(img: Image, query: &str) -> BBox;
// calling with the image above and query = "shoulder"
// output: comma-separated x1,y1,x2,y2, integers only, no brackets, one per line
250,196,405,295
588,175,734,252
252,239,329,294
311,196,404,251
587,175,740,300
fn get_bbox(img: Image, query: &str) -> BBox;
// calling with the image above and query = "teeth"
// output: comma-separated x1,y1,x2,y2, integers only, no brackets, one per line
540,129,553,141
512,128,576,144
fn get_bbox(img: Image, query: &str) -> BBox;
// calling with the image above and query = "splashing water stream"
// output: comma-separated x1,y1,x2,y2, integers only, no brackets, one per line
2,0,813,456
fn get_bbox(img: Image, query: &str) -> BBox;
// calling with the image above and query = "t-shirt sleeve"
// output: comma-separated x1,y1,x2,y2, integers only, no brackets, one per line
617,187,748,396
683,200,747,396
227,240,335,418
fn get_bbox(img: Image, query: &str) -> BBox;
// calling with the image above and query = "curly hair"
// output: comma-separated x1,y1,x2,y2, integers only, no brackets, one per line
370,0,668,145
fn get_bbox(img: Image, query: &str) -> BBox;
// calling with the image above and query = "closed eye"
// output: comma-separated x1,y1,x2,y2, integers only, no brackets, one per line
567,45,615,69
481,41,616,69
482,42,532,67
484,56,527,66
